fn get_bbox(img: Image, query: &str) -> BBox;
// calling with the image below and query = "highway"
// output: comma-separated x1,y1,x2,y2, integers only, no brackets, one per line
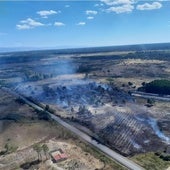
3,87,145,170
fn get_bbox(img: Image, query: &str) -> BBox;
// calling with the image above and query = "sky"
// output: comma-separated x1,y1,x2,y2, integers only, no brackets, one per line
0,0,170,48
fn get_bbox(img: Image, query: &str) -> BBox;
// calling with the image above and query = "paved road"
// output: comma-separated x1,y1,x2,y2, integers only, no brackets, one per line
3,87,144,170
132,91,170,102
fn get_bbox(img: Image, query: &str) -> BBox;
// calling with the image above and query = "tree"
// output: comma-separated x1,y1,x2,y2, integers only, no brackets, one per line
4,143,18,154
147,98,155,105
122,99,126,104
142,82,146,86
71,107,74,112
84,73,88,79
128,82,133,86
38,110,50,121
4,143,10,153
42,144,49,160
33,144,42,161
45,105,50,111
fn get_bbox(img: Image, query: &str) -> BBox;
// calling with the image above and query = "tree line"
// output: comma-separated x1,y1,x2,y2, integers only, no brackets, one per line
138,79,170,95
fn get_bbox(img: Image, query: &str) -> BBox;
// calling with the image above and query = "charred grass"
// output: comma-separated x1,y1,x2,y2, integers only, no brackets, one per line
132,152,170,170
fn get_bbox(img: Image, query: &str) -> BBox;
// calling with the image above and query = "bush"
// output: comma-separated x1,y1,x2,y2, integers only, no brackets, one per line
4,143,18,154
15,97,26,104
128,82,133,86
76,65,91,73
142,82,146,86
147,99,155,105
155,152,161,156
37,110,50,121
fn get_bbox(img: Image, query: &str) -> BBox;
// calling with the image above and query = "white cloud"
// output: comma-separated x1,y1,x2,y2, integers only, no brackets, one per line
136,2,162,10
17,18,44,30
87,16,94,20
65,5,70,8
95,3,104,7
86,10,98,15
20,18,44,26
107,4,134,13
102,0,135,13
77,22,86,26
37,10,59,18
95,3,100,7
54,22,65,26
16,24,31,30
101,0,134,6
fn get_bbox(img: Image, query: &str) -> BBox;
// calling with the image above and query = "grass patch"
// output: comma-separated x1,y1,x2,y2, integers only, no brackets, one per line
77,139,127,170
132,152,170,170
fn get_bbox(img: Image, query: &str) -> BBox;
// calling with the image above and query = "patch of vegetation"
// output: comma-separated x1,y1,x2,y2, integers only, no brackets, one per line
145,98,155,107
15,97,26,104
0,80,5,86
44,104,55,114
147,98,155,105
128,82,133,86
126,51,170,61
106,78,114,83
1,113,25,122
32,143,50,161
132,152,170,170
5,143,18,153
76,65,92,73
37,110,51,121
1,143,19,155
155,151,170,161
77,140,127,170
24,70,53,82
20,160,40,169
138,79,170,95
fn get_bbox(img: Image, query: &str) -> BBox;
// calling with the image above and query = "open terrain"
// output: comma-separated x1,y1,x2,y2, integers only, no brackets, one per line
0,88,126,170
1,44,170,169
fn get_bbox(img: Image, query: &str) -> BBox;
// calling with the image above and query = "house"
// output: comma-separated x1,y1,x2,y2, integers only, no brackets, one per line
50,149,68,163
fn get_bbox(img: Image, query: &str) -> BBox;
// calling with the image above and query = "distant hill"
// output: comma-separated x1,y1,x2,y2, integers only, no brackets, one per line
57,42,170,54
0,47,45,53
0,42,170,53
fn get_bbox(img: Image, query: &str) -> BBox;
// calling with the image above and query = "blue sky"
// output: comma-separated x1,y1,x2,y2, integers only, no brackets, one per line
0,0,170,48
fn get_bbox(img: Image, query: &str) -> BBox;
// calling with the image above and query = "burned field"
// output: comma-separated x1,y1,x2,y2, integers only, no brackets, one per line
14,76,169,156
0,89,111,170
1,47,170,157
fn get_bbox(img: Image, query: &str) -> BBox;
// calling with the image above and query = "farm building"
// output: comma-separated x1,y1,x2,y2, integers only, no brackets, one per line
50,149,68,163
